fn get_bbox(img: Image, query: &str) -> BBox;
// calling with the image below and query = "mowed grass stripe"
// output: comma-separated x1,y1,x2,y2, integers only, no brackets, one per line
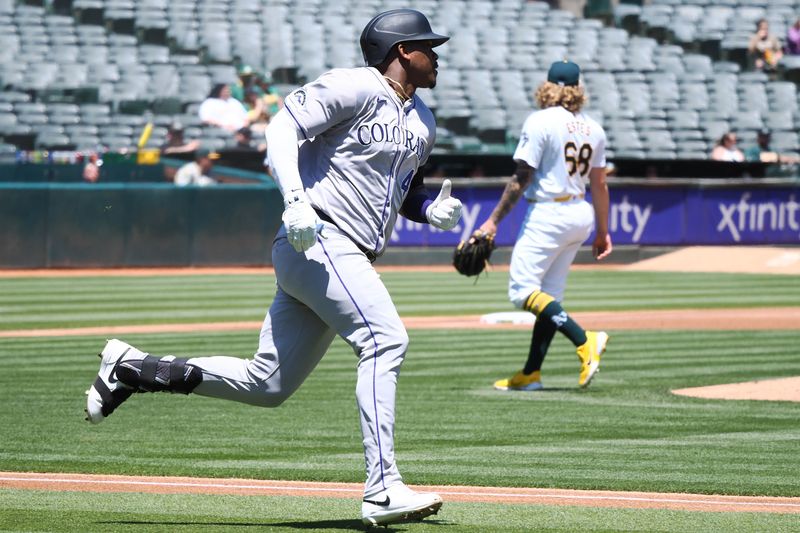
0,277,270,293
0,274,271,291
0,289,269,306
0,276,797,312
3,489,800,533
1,270,799,330
1,300,266,315
0,270,793,294
0,310,262,328
1,329,798,497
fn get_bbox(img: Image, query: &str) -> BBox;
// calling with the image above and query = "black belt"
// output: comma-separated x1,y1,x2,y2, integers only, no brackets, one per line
313,208,377,263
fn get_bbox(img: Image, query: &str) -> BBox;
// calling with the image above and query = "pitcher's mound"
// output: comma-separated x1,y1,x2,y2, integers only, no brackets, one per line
672,376,800,402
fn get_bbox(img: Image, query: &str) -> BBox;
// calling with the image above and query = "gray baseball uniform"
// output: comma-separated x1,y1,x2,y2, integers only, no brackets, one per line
293,67,434,256
186,66,438,498
85,10,455,526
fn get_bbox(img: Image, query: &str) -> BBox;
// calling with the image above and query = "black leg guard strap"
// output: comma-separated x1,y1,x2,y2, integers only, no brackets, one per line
140,356,158,387
93,376,134,417
168,358,202,394
116,356,202,395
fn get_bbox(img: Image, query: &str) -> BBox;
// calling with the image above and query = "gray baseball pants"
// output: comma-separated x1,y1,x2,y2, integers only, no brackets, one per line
188,222,406,498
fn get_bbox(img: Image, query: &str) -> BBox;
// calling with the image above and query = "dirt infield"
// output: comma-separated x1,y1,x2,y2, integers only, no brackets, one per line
2,307,800,339
2,472,799,514
625,246,800,276
673,376,800,402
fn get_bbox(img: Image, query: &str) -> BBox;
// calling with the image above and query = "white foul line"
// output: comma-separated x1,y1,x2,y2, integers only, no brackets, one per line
437,489,800,509
1,475,799,510
0,476,362,495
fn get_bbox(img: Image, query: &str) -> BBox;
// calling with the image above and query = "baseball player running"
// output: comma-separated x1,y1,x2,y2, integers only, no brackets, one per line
85,9,461,527
477,60,612,392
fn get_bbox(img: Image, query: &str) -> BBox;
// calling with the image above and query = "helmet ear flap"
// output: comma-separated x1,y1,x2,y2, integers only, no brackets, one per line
359,17,380,65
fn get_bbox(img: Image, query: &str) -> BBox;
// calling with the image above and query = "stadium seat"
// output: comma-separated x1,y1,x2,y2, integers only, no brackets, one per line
676,149,708,160
0,112,16,133
732,110,764,131
0,0,795,163
100,135,133,151
770,132,799,153
35,132,73,150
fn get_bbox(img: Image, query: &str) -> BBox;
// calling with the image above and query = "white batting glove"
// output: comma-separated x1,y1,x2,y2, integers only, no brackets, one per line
282,191,321,253
425,179,462,231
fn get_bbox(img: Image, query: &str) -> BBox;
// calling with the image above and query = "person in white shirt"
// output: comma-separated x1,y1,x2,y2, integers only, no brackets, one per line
477,60,612,392
710,132,745,162
174,149,218,186
198,84,249,132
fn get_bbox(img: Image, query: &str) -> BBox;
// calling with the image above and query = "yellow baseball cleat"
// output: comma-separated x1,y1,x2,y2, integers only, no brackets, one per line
493,370,543,391
577,331,608,388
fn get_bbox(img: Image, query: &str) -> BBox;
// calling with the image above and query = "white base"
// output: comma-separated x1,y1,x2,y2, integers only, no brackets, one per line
479,311,535,325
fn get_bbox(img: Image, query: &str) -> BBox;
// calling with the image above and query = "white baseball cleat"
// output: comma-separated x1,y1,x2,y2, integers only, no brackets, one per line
361,483,443,526
85,339,142,424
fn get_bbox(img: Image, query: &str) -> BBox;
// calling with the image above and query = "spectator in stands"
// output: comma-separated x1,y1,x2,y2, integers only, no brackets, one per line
233,126,266,152
745,128,775,162
748,19,783,71
786,18,800,56
230,64,263,102
468,164,486,178
424,163,446,178
82,153,100,183
710,132,745,162
174,149,219,186
198,84,249,132
160,122,200,155
744,128,800,164
255,76,284,119
243,89,270,134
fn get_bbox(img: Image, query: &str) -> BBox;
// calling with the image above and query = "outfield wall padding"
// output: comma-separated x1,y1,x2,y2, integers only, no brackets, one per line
1,180,798,268
0,183,283,268
0,187,48,268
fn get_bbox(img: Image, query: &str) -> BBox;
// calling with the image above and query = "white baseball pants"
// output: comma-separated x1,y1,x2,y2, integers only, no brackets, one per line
508,200,595,307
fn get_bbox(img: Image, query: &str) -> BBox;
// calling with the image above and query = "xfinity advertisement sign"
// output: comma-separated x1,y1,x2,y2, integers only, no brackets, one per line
712,192,800,242
390,185,800,246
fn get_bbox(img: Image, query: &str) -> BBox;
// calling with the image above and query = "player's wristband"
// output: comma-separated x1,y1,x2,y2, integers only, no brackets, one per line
401,191,432,223
284,190,306,208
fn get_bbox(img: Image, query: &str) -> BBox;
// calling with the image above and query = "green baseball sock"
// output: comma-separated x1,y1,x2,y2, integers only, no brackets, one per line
539,300,587,347
523,317,557,374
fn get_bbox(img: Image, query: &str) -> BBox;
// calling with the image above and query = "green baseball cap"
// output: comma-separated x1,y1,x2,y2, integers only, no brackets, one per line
547,60,581,86
196,148,220,160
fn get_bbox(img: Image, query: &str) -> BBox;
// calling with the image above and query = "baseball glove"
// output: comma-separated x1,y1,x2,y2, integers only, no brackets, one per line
453,232,496,277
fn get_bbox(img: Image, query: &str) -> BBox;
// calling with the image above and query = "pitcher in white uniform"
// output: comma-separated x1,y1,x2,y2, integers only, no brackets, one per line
476,60,613,392
84,9,462,527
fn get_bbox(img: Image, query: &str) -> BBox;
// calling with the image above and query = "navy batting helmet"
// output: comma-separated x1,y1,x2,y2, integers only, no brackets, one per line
359,9,449,67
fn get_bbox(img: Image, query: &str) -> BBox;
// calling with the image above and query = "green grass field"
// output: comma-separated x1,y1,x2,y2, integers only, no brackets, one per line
3,490,799,533
1,270,799,532
3,270,800,329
